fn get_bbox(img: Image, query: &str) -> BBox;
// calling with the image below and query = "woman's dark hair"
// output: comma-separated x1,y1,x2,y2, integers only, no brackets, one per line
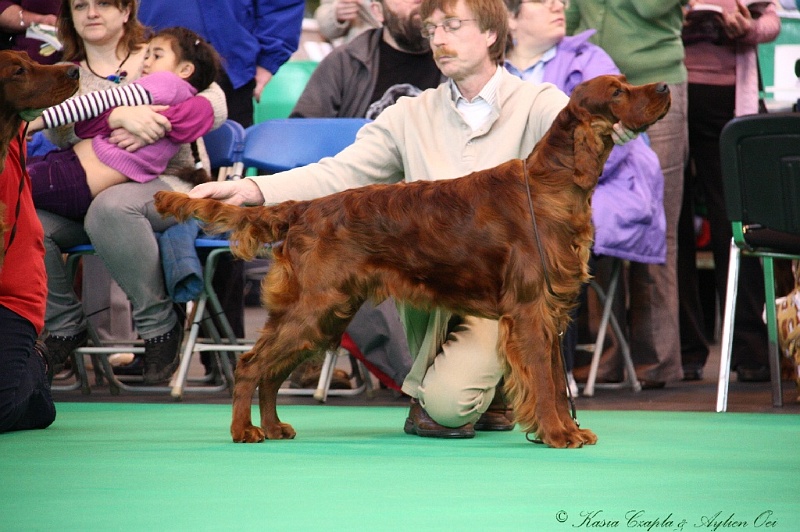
155,27,221,92
58,0,148,61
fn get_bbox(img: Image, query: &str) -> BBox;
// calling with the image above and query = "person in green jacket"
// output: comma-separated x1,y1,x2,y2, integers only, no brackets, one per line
566,0,690,389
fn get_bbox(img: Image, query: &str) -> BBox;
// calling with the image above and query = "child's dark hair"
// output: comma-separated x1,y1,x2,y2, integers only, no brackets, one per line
155,27,221,92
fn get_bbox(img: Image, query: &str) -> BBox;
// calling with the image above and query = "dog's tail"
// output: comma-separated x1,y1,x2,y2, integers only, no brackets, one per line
153,191,298,260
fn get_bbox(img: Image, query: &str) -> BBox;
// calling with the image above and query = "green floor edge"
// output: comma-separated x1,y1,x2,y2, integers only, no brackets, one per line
2,403,798,531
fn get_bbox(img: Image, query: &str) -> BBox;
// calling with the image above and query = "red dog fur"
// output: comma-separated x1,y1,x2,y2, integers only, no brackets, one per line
0,50,79,270
155,75,671,448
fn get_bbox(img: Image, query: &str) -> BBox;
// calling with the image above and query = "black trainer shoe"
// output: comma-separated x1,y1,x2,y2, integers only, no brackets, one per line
142,321,184,385
33,340,54,386
44,330,88,377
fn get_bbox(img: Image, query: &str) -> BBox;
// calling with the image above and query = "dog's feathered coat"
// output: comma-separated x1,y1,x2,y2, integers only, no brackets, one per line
155,74,671,448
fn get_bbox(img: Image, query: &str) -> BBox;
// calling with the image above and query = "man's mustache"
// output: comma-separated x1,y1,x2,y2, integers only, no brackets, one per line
434,48,457,60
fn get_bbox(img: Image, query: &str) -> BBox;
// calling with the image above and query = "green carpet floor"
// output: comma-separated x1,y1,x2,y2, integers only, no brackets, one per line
2,403,798,531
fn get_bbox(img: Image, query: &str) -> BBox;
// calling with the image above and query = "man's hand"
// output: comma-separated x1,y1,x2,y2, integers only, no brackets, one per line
253,66,273,103
189,179,266,205
611,123,639,146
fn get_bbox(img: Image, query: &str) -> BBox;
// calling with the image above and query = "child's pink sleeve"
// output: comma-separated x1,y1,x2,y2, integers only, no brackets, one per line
162,96,215,143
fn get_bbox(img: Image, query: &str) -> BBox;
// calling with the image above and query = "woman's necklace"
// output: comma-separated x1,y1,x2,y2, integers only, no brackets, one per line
84,49,132,84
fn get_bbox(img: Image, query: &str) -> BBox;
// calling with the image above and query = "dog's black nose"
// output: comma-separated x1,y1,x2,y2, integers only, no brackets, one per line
655,82,669,94
66,66,80,80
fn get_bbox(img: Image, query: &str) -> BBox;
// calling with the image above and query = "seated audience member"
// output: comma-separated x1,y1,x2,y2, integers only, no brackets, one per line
315,0,382,45
503,0,666,391
185,0,638,438
28,27,220,220
38,0,227,386
289,0,444,390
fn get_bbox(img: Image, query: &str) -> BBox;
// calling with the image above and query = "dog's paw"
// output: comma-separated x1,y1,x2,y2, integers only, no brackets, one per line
264,422,296,440
577,427,598,445
231,424,266,443
536,426,597,449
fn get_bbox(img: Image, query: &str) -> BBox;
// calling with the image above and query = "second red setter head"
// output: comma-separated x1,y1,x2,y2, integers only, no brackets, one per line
0,50,80,172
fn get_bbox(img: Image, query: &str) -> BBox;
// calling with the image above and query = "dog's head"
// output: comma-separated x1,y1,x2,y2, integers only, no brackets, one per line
571,74,671,134
0,50,80,172
567,74,671,189
0,50,80,115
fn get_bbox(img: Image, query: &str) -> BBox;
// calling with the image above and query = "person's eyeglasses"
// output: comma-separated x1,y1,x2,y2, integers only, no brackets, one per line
420,17,478,40
520,0,570,9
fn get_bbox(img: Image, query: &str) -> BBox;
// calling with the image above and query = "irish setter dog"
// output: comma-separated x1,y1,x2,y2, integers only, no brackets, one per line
155,74,671,448
0,50,79,269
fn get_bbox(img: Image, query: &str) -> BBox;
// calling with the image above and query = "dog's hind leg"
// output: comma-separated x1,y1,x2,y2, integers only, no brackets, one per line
230,341,268,442
257,357,300,440
248,294,361,441
230,320,313,442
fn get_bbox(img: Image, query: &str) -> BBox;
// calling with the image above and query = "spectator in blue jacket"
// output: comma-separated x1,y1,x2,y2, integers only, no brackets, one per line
138,0,305,127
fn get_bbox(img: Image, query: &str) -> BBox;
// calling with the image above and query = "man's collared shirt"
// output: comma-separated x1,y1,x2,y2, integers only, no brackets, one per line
449,65,503,132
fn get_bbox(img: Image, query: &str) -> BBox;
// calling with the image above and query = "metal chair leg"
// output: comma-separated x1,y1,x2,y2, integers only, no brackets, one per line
583,258,640,396
716,239,741,412
762,257,784,408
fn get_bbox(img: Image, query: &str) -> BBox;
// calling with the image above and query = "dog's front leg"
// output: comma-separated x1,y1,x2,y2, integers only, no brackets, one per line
499,309,596,448
549,333,597,446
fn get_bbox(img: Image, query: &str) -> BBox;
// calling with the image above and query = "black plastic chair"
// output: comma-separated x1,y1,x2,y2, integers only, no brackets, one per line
717,112,800,411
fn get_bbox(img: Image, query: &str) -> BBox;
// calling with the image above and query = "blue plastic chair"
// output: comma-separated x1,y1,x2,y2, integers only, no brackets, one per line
242,118,371,174
202,119,246,179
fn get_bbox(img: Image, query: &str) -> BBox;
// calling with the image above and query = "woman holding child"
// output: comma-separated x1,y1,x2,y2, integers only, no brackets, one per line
37,0,227,384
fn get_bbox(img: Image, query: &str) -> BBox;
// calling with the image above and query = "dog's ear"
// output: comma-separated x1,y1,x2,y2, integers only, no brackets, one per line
571,112,606,190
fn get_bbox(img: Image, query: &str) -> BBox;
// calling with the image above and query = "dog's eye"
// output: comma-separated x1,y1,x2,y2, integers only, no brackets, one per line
14,66,25,76
612,88,623,98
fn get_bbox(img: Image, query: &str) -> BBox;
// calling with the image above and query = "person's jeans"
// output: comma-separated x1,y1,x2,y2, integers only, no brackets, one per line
0,306,56,433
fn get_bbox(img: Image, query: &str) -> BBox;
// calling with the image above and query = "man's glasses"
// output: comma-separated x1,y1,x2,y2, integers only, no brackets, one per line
520,0,570,9
420,17,478,40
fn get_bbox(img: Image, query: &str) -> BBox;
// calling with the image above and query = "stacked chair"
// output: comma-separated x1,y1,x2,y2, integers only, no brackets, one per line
716,113,800,412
